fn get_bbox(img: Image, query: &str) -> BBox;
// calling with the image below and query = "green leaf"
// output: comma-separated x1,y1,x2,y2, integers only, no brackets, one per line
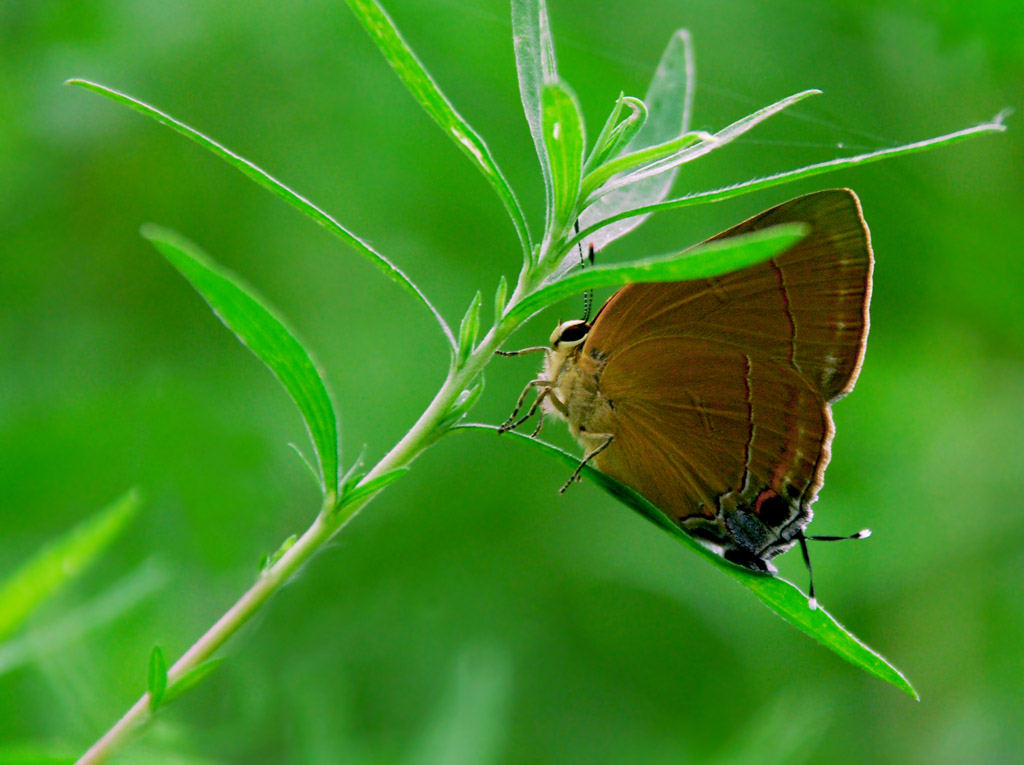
456,291,483,369
163,658,225,706
343,0,532,261
457,425,918,700
541,80,586,232
288,442,322,488
339,446,369,498
334,468,411,516
512,0,558,235
494,275,508,322
508,223,807,327
0,561,167,678
578,30,694,252
141,226,340,494
580,129,710,203
0,490,139,642
591,89,821,201
261,534,299,573
147,645,168,711
64,79,457,350
586,94,647,174
438,376,486,433
574,116,1009,250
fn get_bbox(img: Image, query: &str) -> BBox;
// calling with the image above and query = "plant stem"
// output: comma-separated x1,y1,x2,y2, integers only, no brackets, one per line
77,315,515,763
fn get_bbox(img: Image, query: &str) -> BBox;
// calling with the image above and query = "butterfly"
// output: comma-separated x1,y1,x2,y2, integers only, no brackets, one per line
499,189,873,602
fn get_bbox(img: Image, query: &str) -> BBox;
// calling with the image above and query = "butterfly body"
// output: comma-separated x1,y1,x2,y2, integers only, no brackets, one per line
522,189,873,573
542,338,611,444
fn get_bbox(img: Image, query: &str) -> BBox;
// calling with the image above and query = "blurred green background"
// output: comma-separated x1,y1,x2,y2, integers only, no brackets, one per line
2,0,1022,762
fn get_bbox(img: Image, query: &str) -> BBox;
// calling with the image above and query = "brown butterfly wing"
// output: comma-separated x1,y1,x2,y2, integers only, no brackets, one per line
587,189,872,403
591,338,832,525
582,189,870,558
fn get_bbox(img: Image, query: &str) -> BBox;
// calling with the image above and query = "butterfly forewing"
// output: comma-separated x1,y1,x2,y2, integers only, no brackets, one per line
580,189,871,563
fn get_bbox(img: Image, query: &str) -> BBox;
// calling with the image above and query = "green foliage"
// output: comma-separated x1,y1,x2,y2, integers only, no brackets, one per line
0,563,167,679
163,659,225,706
260,535,299,573
575,117,1007,249
0,491,139,642
512,0,559,228
343,0,532,259
146,645,167,711
578,29,687,252
65,78,457,349
455,291,483,369
21,0,1011,760
142,225,341,495
540,80,586,232
493,275,509,323
506,223,808,326
334,468,412,518
583,89,820,204
464,424,918,699
586,94,647,174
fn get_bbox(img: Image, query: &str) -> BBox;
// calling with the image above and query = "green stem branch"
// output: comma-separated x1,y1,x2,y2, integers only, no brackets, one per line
78,311,516,764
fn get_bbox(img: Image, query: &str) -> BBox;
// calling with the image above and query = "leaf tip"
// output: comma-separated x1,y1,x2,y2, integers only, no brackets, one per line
139,222,163,241
116,487,144,522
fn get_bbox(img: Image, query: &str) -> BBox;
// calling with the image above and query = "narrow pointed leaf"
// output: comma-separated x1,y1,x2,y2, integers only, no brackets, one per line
576,29,694,253
512,0,558,230
65,79,456,349
261,534,299,573
606,98,649,159
574,117,1008,249
541,80,585,232
439,376,485,432
164,659,225,705
339,446,369,498
580,129,710,202
458,425,918,700
456,291,483,368
142,226,340,494
343,0,532,259
592,89,821,200
147,646,168,711
586,92,628,173
0,490,139,642
509,223,807,327
494,275,508,322
586,95,649,175
335,468,411,515
288,443,322,487
0,561,167,678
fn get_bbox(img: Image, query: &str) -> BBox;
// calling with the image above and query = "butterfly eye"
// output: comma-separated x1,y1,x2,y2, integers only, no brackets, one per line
554,320,590,348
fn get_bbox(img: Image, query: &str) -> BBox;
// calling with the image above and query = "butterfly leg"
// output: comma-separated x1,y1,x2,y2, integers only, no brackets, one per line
526,385,567,437
498,380,549,433
559,433,614,494
503,384,566,434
